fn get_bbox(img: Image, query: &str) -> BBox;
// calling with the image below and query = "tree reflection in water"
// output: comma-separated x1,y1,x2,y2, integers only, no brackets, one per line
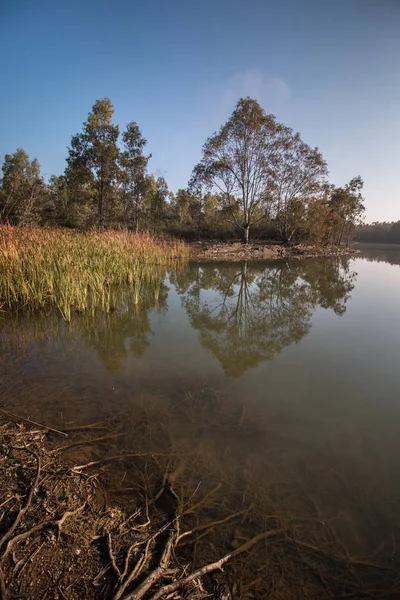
171,258,356,377
1,259,356,377
0,274,169,375
77,278,169,373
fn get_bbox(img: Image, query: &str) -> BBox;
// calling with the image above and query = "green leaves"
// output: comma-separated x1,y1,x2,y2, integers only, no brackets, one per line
329,176,366,244
67,98,120,229
191,96,329,243
120,121,151,231
0,148,48,225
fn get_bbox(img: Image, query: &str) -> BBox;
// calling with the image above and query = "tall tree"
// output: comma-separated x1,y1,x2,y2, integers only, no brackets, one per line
120,121,151,232
272,128,328,243
190,97,277,243
329,176,365,245
174,188,196,225
150,176,169,224
0,148,47,225
66,98,120,230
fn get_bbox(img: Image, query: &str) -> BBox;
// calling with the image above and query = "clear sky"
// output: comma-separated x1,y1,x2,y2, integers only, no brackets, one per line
1,0,399,222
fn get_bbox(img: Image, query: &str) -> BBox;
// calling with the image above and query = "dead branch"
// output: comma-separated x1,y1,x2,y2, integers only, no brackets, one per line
0,409,67,437
62,422,107,432
50,432,123,454
72,452,179,473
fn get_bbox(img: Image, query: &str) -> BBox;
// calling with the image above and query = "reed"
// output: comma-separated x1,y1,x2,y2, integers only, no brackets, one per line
0,226,187,320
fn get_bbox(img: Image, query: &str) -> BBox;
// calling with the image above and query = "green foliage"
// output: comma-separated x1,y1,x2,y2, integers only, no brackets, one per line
328,176,366,244
357,221,400,243
190,98,329,243
0,149,48,225
0,96,368,244
271,128,328,242
190,97,278,243
120,121,151,231
66,98,120,229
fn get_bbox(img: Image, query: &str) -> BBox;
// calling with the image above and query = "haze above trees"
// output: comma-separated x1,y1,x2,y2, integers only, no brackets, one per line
0,97,369,244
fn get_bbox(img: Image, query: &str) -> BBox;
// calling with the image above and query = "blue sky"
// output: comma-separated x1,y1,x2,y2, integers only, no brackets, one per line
1,0,399,222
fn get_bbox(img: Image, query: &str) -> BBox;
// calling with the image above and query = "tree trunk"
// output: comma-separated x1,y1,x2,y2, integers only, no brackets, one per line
243,225,250,244
98,194,104,231
98,176,104,231
135,194,140,233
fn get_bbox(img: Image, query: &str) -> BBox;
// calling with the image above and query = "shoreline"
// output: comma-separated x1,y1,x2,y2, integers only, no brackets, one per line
187,240,359,262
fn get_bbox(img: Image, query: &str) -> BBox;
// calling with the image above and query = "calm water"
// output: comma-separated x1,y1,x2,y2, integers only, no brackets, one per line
1,245,400,586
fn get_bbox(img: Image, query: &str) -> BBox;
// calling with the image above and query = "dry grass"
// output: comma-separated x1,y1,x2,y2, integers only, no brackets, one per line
0,226,187,319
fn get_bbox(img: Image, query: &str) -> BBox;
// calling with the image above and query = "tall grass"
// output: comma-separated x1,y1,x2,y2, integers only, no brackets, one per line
0,226,187,320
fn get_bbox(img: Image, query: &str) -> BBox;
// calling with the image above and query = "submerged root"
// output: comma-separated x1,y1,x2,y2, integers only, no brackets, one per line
0,409,399,600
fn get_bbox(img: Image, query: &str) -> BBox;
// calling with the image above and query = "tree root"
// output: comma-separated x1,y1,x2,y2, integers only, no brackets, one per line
1,503,86,562
0,447,41,555
1,417,398,599
0,568,6,600
285,538,393,572
120,526,177,600
177,508,249,545
148,528,285,600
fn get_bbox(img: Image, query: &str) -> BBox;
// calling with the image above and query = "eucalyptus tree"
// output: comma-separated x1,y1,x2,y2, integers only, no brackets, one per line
120,121,151,231
151,176,169,221
66,98,120,230
271,127,328,243
190,97,278,243
173,188,197,225
0,148,47,225
328,176,365,244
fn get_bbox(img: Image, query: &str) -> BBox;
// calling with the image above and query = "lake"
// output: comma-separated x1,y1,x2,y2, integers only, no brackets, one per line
1,245,400,596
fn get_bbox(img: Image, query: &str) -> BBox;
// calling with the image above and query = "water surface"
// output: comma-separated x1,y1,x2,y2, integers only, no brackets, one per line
1,246,400,590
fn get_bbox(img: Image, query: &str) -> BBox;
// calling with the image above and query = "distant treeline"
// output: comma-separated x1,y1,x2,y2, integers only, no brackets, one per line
1,97,365,244
356,221,400,244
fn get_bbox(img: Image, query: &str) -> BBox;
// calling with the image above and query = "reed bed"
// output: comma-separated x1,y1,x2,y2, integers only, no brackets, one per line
0,226,187,320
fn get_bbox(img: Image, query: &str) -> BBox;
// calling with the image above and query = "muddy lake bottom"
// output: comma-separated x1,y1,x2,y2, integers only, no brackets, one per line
1,245,400,598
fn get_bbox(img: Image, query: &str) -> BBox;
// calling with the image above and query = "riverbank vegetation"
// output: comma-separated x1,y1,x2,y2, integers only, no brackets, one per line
0,97,365,244
0,226,186,319
357,221,400,243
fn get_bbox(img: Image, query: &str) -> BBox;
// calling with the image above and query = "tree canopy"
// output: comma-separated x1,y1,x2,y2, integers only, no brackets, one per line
0,95,368,242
